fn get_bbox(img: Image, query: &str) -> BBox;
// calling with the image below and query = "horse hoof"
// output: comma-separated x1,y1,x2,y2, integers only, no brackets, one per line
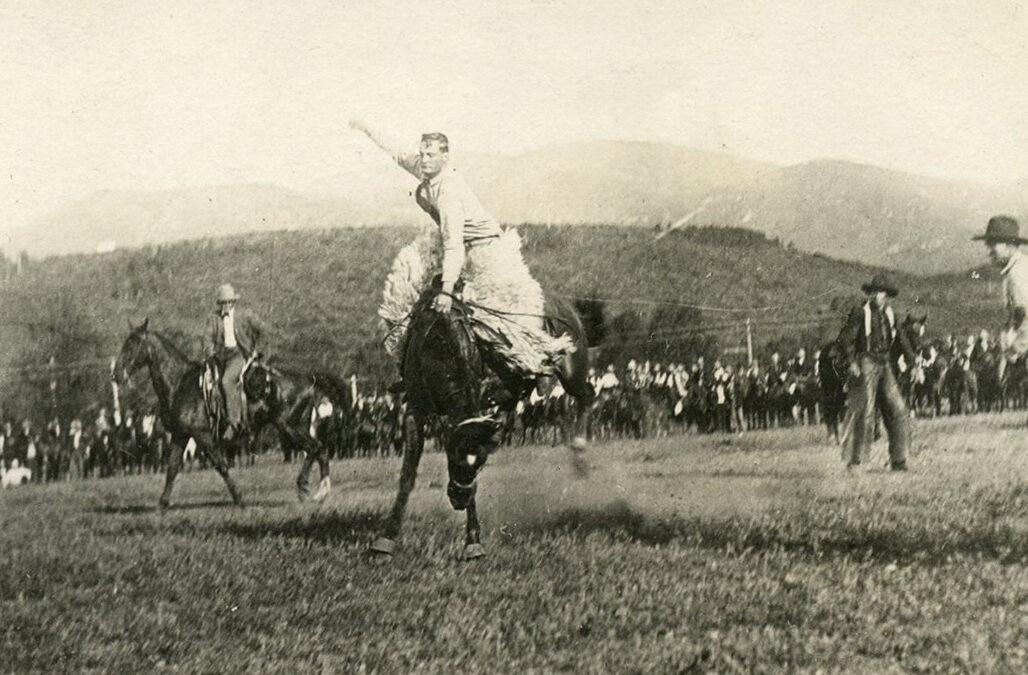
569,436,588,452
464,543,487,560
312,477,331,503
370,537,396,556
296,487,310,503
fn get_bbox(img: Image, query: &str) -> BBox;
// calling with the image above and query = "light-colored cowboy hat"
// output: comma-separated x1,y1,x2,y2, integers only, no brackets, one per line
216,283,240,303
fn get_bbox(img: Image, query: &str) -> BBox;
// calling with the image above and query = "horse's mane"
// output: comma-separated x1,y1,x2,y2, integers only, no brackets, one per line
149,330,200,366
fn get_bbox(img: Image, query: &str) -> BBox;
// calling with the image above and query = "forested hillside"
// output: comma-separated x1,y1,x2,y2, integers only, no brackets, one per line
0,225,998,419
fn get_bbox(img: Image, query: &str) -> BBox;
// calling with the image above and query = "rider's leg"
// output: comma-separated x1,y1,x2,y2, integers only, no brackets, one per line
222,352,245,433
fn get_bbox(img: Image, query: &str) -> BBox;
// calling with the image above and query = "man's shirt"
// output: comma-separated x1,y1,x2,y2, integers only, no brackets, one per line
223,310,238,349
1001,250,1028,356
396,154,502,284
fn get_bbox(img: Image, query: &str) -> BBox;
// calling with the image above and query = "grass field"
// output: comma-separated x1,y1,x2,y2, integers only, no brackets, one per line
2,414,1027,673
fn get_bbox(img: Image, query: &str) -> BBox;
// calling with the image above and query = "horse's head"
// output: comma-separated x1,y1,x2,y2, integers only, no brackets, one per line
404,283,500,511
445,416,501,511
114,318,153,386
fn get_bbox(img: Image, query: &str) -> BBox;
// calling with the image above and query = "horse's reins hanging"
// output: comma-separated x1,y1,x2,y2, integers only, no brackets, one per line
438,291,578,335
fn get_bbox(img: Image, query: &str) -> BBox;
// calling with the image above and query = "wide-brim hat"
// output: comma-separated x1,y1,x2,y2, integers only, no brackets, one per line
972,215,1028,244
216,283,240,303
861,273,898,297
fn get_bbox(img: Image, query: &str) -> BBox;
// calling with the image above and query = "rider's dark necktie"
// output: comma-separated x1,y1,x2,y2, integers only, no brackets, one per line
415,180,440,225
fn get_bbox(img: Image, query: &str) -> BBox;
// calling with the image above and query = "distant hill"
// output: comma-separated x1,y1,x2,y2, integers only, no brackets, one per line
0,224,1002,419
11,140,1025,273
464,142,1024,274
15,184,414,256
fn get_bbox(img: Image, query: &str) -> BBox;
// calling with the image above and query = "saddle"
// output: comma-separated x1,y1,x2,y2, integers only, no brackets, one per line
200,353,262,437
200,360,225,431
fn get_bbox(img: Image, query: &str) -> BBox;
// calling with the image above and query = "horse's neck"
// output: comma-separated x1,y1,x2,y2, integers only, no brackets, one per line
145,334,193,422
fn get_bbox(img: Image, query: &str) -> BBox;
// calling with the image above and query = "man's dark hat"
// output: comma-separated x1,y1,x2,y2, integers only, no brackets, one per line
861,273,898,297
972,215,1028,244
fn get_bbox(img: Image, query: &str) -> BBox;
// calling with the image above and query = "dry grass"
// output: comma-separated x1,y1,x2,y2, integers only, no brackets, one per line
2,413,1027,673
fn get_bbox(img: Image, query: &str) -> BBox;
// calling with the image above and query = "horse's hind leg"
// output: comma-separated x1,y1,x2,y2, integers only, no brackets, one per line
312,447,332,502
303,435,332,503
463,495,486,560
372,415,425,557
208,438,244,507
295,441,316,503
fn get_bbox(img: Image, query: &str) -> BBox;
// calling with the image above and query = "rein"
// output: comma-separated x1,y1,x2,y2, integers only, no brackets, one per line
444,292,578,335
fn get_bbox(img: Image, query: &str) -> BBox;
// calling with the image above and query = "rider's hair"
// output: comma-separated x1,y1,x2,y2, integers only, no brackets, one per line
421,133,449,152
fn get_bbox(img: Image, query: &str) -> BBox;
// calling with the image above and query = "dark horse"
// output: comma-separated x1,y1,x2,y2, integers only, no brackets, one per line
371,287,595,560
817,341,849,443
113,319,351,508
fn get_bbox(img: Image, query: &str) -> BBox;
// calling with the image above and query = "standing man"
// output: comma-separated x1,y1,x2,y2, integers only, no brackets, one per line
975,216,1028,379
836,274,916,471
204,283,264,438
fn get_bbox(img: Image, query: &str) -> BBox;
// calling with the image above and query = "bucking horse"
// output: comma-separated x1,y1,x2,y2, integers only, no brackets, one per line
371,283,595,560
113,319,352,508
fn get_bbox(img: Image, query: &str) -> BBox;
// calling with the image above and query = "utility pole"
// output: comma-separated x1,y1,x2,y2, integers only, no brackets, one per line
110,357,122,426
745,318,754,366
48,354,58,420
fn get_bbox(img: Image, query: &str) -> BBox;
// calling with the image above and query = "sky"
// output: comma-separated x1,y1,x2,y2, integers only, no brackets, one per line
2,0,1027,248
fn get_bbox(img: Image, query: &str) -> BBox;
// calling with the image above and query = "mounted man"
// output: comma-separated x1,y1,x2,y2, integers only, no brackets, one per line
836,273,916,471
203,283,265,440
349,120,575,393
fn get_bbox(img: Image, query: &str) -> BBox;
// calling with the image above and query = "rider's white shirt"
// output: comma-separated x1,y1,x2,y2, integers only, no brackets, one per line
223,309,238,349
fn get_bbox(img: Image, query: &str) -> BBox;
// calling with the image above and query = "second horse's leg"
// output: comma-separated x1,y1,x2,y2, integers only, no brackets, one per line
209,435,244,507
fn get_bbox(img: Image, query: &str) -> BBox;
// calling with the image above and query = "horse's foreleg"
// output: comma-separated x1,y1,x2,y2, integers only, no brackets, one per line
463,495,486,560
159,435,189,509
372,416,425,557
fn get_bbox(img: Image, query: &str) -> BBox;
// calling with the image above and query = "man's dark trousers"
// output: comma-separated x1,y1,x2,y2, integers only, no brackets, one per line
847,354,909,468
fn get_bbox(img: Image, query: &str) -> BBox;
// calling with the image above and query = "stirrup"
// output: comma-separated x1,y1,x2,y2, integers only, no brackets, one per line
387,380,406,394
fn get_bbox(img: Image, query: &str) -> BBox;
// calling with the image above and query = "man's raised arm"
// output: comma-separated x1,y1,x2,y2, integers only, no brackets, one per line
349,120,420,178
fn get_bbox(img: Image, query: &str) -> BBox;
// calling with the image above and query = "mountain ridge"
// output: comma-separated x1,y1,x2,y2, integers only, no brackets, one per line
12,140,1025,273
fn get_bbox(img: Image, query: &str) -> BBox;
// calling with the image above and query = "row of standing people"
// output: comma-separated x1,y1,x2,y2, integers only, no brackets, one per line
0,407,168,484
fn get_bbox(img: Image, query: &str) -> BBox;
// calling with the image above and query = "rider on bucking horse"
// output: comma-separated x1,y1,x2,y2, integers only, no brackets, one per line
349,120,576,393
203,283,265,440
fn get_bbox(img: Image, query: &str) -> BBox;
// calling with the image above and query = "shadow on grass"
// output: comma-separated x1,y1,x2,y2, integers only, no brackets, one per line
220,507,384,546
92,499,292,515
522,500,1028,566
